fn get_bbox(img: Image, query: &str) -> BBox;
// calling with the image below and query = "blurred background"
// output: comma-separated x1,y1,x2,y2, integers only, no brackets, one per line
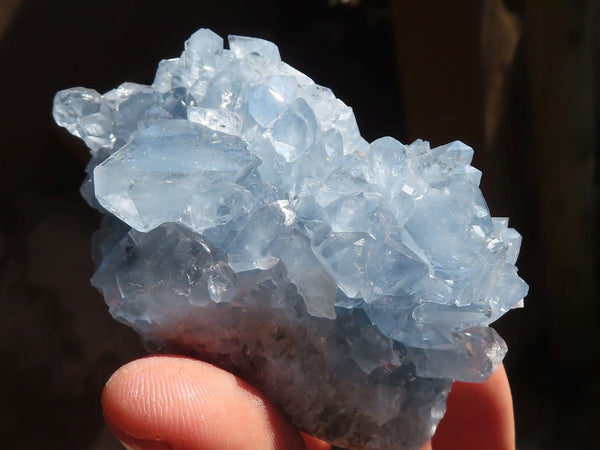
0,0,597,448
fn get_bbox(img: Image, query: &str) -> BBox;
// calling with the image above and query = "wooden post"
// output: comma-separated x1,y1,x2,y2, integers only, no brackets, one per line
390,0,485,153
524,0,597,367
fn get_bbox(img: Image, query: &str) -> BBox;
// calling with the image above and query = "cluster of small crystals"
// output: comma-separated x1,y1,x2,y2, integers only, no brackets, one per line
53,28,528,449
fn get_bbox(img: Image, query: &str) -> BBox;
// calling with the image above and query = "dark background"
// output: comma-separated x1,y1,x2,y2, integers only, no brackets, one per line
0,0,597,449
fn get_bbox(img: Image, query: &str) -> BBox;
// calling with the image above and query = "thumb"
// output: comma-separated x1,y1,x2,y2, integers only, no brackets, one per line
101,355,315,450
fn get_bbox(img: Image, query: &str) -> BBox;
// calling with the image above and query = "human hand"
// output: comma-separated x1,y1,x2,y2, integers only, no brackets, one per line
102,356,514,450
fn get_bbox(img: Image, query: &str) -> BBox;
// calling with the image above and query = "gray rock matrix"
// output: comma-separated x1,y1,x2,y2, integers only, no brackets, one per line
53,29,527,449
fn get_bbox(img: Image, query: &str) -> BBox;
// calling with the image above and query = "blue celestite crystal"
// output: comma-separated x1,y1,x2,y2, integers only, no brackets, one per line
53,28,528,450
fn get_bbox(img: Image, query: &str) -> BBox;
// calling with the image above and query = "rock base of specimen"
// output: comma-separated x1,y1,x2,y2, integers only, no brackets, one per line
53,29,527,449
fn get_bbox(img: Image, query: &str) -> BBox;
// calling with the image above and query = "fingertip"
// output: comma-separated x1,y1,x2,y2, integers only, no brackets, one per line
431,363,515,450
102,355,306,450
301,432,331,450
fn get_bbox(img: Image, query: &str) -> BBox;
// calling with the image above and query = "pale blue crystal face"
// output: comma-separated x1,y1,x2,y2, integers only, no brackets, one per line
53,29,527,450
94,119,259,232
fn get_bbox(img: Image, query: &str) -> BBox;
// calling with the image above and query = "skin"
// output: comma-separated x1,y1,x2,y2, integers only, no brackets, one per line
102,356,515,450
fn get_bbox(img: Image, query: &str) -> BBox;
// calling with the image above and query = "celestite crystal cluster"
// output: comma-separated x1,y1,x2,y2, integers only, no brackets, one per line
53,29,527,449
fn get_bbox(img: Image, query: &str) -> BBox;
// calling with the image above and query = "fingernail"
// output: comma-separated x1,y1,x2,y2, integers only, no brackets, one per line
116,434,172,450
105,416,173,450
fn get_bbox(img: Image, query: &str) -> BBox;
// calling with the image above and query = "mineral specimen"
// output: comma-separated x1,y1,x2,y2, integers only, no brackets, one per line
53,28,528,449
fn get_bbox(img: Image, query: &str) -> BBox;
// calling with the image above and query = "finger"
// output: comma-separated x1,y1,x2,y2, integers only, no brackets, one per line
419,440,433,450
301,432,331,450
431,363,515,450
101,355,310,450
